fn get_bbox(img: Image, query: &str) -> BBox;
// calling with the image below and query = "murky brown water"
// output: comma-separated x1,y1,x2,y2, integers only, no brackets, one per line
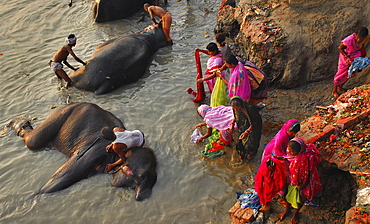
0,0,335,223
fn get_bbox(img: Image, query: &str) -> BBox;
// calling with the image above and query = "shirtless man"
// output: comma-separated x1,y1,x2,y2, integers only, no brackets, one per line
49,34,86,88
143,3,172,45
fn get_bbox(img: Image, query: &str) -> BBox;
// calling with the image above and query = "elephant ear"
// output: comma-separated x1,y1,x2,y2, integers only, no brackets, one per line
134,170,157,201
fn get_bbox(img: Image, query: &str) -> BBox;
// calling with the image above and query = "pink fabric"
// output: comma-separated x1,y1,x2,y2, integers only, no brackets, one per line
205,54,224,92
334,33,362,86
197,104,234,131
261,119,300,162
288,137,322,201
220,129,233,145
254,156,288,205
228,62,251,101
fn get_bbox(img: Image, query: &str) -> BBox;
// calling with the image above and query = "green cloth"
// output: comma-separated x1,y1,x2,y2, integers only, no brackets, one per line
210,77,228,107
199,129,225,159
286,185,302,209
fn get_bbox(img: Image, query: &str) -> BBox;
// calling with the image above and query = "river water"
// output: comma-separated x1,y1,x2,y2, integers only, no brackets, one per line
0,0,336,223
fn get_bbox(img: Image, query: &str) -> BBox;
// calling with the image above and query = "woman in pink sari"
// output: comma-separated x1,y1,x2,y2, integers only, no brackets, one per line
196,43,226,93
195,104,234,145
332,27,369,98
217,55,251,101
277,137,322,224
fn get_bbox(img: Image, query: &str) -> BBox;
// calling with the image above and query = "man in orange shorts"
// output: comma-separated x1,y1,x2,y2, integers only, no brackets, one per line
144,3,172,45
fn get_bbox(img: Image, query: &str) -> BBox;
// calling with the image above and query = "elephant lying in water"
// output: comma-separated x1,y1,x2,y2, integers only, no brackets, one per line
69,24,169,95
9,102,157,201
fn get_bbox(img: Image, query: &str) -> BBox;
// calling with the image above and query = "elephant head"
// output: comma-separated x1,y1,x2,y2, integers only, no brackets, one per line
111,147,157,201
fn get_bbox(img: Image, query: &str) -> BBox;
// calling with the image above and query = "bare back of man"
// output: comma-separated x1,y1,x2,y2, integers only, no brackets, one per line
144,4,172,43
50,35,86,88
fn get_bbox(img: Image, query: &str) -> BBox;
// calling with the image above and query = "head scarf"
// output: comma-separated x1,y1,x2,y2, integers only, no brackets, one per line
289,137,307,154
197,104,212,118
197,105,234,131
262,119,300,161
65,36,77,45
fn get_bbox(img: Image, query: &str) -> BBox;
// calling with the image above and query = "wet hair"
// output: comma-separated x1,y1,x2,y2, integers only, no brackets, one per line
215,33,226,44
356,27,368,39
68,34,76,39
225,55,238,65
289,122,301,133
206,42,220,54
101,126,115,140
143,3,150,9
288,140,301,154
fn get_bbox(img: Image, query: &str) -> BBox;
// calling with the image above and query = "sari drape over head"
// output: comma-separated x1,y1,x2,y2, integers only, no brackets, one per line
261,119,300,162
228,62,251,101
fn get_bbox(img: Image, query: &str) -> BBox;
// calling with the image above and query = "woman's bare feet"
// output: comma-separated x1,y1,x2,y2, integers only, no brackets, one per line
259,203,271,213
291,210,300,224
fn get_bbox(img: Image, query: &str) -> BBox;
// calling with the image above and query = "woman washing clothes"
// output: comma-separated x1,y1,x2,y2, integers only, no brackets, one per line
229,96,262,160
195,104,234,145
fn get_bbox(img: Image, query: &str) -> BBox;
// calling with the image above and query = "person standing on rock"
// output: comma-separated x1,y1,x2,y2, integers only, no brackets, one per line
332,27,369,98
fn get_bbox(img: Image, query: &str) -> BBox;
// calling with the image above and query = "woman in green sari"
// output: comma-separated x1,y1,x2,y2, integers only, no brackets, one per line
230,96,262,159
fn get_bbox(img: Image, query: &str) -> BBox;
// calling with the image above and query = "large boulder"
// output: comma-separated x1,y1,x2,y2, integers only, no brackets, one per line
215,0,370,88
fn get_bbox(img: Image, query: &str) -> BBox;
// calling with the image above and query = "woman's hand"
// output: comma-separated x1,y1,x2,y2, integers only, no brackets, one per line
196,78,204,83
196,136,204,144
239,128,251,139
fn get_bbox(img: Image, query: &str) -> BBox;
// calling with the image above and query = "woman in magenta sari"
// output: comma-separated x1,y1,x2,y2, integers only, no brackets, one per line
332,27,369,98
196,43,226,93
217,55,251,101
276,137,322,224
261,119,300,162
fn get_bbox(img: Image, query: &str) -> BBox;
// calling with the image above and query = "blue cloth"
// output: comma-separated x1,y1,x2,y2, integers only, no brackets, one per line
348,57,370,78
236,189,261,210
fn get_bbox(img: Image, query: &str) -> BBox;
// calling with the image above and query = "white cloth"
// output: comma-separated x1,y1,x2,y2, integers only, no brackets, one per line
190,128,203,143
113,130,144,148
65,36,77,45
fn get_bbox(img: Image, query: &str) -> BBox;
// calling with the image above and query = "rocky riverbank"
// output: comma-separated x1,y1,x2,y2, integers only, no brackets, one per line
214,0,370,223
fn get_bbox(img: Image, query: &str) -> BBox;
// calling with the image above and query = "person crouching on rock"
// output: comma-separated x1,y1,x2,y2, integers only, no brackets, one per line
101,127,145,172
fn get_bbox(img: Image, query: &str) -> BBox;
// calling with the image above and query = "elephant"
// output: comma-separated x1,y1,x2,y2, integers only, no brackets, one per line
92,0,155,23
8,102,157,201
69,24,169,95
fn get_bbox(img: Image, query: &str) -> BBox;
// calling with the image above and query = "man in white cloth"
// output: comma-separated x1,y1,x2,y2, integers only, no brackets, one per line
101,127,145,172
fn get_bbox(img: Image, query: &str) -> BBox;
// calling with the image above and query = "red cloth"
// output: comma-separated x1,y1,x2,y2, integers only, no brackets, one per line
254,157,288,205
